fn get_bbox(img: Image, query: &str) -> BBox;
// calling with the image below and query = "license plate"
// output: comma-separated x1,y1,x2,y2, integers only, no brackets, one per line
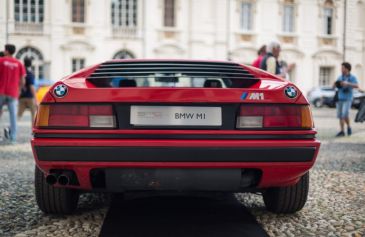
130,106,222,126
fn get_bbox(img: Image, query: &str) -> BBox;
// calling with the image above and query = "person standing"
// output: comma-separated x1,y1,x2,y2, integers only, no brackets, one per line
251,45,266,68
260,41,282,76
18,57,37,124
260,41,295,80
333,62,359,137
0,44,26,143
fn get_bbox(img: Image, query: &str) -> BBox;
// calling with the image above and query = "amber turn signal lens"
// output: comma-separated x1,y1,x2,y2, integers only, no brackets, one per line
301,106,313,129
35,104,50,127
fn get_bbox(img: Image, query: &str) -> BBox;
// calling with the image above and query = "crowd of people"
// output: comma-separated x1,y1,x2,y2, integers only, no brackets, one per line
251,41,360,137
251,41,295,80
0,44,36,144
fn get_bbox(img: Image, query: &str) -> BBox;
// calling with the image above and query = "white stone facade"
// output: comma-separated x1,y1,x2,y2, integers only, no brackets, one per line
0,0,364,93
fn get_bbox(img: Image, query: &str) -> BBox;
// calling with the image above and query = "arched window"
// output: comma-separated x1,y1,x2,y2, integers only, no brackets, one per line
113,50,135,59
16,47,45,80
14,0,44,23
111,0,138,27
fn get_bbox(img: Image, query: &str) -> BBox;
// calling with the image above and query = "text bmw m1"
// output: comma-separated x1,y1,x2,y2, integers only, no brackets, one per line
31,60,320,214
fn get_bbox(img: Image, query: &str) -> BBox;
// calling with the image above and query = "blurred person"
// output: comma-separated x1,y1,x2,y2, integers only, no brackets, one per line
0,51,3,117
18,57,37,124
0,44,26,144
251,45,266,68
0,51,3,141
333,62,359,137
280,60,295,81
260,41,295,79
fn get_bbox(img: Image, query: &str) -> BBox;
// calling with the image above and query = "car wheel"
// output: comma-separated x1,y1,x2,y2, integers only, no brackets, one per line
263,172,309,214
35,166,79,214
313,99,323,108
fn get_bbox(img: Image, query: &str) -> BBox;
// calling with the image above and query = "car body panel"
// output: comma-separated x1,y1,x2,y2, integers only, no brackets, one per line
32,59,320,192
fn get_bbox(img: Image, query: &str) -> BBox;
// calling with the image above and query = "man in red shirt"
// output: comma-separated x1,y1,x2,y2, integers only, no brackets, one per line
0,44,26,143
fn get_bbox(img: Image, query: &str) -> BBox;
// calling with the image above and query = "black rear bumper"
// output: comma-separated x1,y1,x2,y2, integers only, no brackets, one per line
35,146,316,162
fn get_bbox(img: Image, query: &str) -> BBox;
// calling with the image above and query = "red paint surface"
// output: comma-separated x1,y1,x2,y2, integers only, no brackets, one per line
32,59,320,191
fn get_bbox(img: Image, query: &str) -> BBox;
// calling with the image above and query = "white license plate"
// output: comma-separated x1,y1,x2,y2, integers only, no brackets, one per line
130,106,222,126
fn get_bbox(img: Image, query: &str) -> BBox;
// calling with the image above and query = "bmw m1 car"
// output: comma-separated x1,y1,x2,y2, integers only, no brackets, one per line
32,60,320,214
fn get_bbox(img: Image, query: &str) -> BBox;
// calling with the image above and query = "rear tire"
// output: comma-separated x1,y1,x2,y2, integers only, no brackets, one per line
35,166,79,214
263,172,309,214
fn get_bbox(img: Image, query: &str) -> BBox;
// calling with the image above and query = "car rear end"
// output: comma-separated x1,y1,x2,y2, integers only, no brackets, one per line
32,60,320,214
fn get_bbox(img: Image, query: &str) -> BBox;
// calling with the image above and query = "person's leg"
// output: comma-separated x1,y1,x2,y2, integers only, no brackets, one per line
0,96,5,137
18,98,26,119
336,101,345,136
343,100,352,135
0,96,5,116
29,98,37,124
7,97,18,142
344,117,350,127
340,118,345,131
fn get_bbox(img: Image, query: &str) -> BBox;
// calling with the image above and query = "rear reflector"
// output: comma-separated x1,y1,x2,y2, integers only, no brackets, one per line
90,115,116,128
236,116,263,128
35,104,116,128
237,105,313,129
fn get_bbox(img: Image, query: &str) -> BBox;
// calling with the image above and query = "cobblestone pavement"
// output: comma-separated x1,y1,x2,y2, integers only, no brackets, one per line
0,108,364,237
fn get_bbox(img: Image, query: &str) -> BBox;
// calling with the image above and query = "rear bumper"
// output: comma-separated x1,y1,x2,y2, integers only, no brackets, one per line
31,138,320,191
35,146,315,162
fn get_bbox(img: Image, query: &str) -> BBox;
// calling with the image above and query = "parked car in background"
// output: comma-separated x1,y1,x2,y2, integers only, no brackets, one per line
352,90,365,109
355,95,365,123
307,86,365,108
307,86,336,108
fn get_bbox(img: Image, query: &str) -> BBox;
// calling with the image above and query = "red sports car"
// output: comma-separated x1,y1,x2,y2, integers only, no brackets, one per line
32,60,320,214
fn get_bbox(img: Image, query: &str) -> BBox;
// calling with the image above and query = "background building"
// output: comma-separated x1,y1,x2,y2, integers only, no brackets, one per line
0,0,364,93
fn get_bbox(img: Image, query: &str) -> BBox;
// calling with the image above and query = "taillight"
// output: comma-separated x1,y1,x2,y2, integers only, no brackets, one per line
236,105,313,129
35,104,116,128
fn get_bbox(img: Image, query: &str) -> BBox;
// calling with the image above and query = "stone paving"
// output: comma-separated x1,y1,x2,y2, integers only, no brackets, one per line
0,107,364,237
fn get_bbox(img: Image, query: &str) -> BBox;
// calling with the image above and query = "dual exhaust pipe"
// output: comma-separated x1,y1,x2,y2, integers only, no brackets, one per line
46,171,74,186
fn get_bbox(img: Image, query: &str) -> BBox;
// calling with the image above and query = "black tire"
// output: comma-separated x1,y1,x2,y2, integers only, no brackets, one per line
313,99,323,108
263,172,309,214
35,166,79,214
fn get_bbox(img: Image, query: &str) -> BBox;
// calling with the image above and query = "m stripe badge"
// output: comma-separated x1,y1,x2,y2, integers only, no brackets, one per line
241,92,265,100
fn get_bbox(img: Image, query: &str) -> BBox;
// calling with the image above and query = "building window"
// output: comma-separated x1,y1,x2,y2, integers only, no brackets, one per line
164,0,175,27
72,58,85,72
282,4,295,33
113,50,135,59
72,0,85,23
239,2,252,31
111,0,138,27
16,47,45,80
15,0,44,23
323,7,334,35
319,67,333,86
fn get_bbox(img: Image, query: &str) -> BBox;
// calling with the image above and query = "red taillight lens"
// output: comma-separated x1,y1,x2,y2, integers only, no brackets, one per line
237,105,313,129
36,104,116,128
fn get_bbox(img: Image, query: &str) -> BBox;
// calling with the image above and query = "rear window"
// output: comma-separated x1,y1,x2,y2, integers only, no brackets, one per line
87,61,258,88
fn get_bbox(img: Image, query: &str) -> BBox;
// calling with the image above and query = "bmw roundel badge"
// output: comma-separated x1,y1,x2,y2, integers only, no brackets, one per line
284,86,298,99
54,84,68,98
